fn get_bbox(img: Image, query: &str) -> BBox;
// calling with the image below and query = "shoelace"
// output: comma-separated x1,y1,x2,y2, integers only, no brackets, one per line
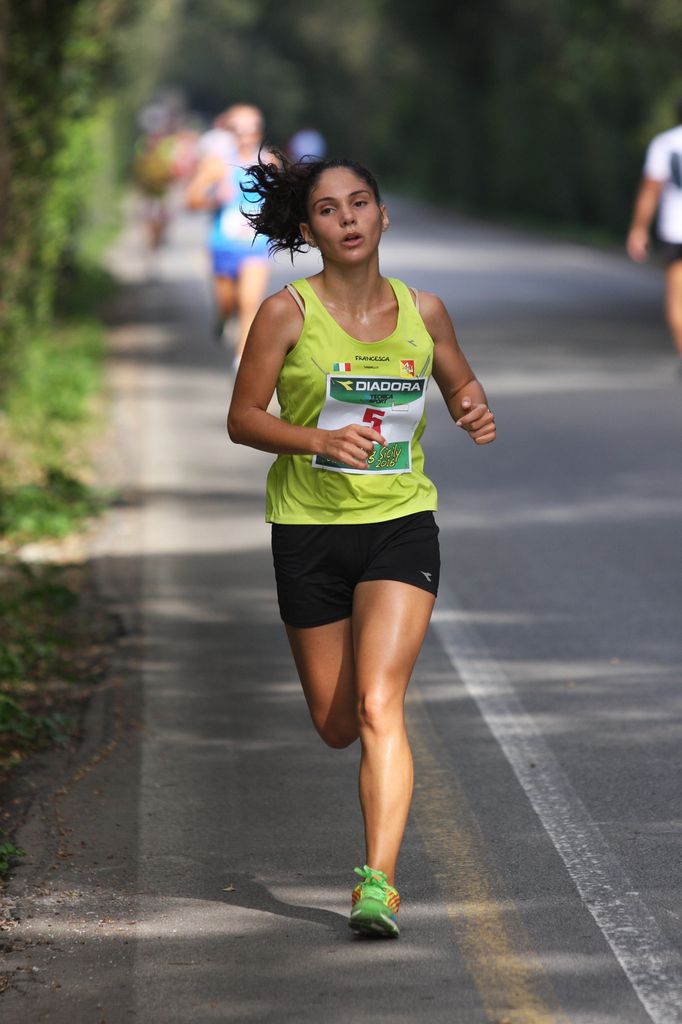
354,864,390,901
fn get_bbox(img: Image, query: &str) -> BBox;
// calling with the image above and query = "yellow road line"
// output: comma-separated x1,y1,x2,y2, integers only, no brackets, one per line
407,689,559,1024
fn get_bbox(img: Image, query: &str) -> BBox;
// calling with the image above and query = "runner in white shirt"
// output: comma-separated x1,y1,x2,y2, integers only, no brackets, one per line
627,103,682,368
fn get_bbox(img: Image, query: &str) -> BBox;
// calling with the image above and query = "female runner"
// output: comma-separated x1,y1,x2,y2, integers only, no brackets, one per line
186,104,272,371
227,155,496,937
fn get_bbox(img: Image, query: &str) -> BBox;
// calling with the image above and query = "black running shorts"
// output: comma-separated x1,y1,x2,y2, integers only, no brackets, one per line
662,242,682,266
271,511,440,628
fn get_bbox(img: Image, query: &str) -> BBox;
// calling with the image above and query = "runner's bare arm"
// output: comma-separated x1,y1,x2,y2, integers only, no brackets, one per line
185,155,233,210
423,291,496,446
626,177,664,262
227,291,384,468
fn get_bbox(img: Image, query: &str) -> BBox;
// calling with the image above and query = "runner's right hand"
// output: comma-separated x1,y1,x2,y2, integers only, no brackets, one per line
626,227,650,262
318,424,386,469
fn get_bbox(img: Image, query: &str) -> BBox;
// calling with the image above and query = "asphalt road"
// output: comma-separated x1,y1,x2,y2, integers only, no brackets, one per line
3,194,682,1024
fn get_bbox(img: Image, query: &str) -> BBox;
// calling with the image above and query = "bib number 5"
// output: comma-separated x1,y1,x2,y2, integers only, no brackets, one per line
312,373,427,474
362,408,386,433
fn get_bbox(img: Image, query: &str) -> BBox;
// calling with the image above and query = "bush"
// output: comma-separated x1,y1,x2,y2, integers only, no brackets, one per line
0,470,107,542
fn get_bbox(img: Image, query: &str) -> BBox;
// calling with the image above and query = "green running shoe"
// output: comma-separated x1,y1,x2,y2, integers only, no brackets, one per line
349,865,400,938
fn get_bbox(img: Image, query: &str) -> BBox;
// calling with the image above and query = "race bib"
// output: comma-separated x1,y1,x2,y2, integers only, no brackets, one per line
312,374,427,475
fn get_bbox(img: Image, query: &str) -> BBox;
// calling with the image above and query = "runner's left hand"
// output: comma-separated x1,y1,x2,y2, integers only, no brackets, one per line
456,398,496,445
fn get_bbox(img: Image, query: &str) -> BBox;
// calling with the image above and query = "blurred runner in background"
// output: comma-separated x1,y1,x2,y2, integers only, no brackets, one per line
187,104,273,372
133,130,176,252
171,124,201,181
627,100,682,373
133,98,199,257
287,127,327,164
198,111,237,164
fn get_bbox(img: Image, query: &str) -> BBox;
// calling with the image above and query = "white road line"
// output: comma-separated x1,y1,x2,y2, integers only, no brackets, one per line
431,580,682,1024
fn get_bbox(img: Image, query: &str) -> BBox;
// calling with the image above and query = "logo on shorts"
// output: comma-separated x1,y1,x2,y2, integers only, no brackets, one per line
420,570,433,582
400,359,415,377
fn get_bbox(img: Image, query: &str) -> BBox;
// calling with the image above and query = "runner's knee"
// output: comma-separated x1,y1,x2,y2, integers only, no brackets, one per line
357,689,403,735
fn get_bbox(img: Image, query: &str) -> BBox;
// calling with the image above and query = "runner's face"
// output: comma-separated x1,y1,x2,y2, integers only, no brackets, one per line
226,113,263,150
302,168,388,262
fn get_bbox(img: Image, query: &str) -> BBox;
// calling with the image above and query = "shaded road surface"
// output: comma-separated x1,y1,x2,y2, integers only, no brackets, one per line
4,198,682,1024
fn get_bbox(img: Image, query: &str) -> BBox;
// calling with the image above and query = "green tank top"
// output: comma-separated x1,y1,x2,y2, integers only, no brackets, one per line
265,276,438,525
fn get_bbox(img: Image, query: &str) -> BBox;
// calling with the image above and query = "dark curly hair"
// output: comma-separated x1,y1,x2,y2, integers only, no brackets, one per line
240,150,382,258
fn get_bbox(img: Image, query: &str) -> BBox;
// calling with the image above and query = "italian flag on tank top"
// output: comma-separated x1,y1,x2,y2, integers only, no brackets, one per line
313,374,427,475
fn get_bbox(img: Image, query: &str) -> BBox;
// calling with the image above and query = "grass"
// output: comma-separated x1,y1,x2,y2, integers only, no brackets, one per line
0,262,116,546
0,247,118,876
0,468,107,541
0,695,73,753
0,558,115,778
0,831,26,879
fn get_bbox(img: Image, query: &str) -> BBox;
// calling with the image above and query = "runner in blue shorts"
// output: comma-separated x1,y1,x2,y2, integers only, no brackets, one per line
187,104,272,371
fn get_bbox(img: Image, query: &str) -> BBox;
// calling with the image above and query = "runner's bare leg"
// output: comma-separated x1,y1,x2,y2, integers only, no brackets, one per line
352,580,434,884
214,274,237,323
664,261,682,356
236,259,270,359
285,618,359,750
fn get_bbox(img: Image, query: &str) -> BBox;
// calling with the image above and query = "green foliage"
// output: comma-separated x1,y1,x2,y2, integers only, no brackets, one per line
0,566,78,685
7,320,105,449
0,0,171,389
0,299,111,543
158,0,682,234
0,602,77,766
0,695,73,749
0,471,107,543
0,560,105,774
2,0,682,384
0,831,27,878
